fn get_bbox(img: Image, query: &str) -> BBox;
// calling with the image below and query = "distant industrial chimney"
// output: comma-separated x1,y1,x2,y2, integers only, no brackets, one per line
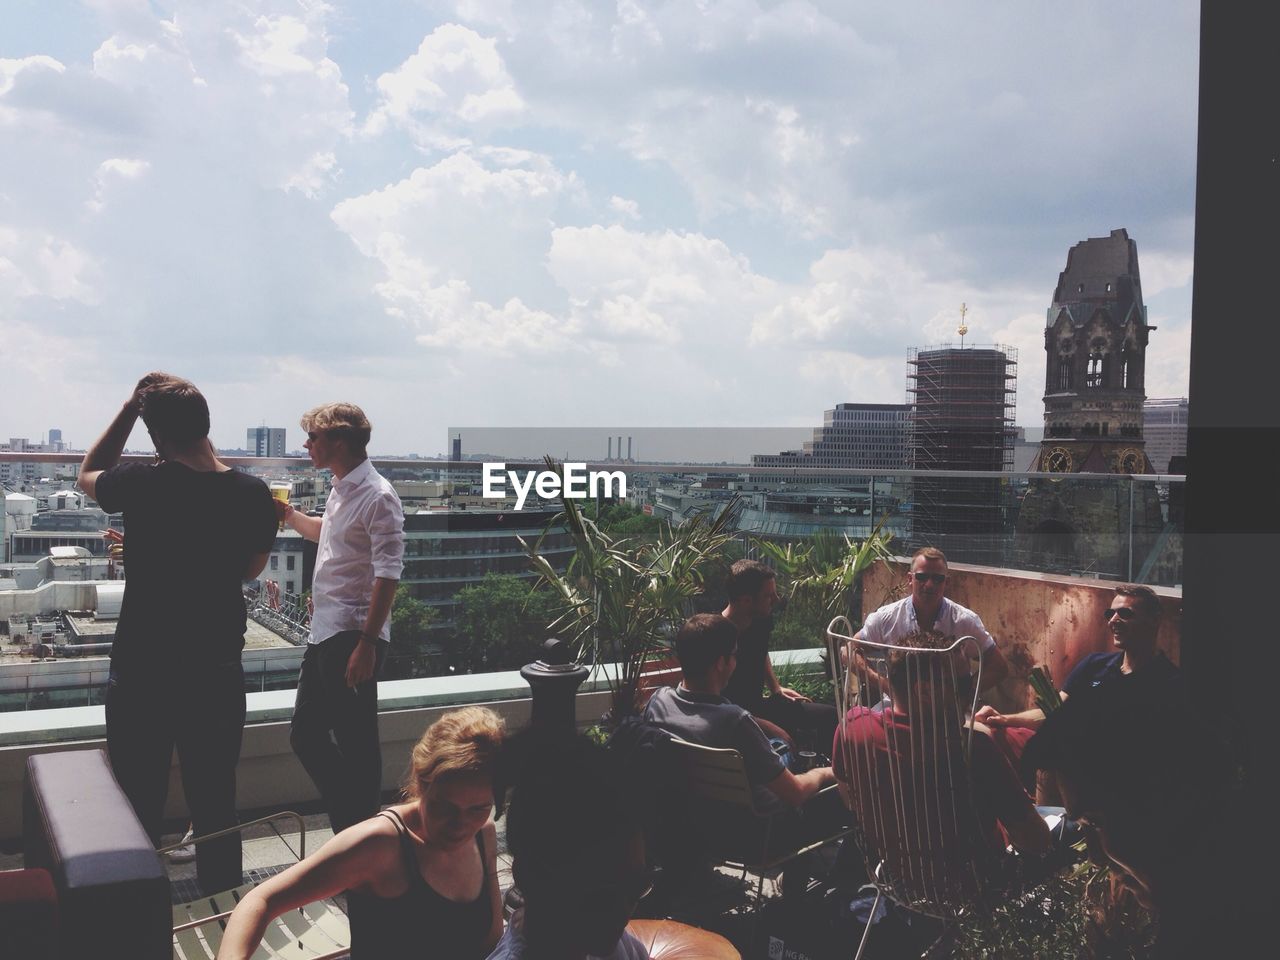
627,436,632,461
607,437,613,460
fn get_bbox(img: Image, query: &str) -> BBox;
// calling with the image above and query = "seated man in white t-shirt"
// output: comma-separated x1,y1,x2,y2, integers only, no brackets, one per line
848,546,1010,704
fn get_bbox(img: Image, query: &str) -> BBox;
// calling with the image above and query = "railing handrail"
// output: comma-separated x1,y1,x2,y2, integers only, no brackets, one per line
1,450,1187,482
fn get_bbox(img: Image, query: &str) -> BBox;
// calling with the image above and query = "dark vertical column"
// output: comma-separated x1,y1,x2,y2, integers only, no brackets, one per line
1184,1,1279,793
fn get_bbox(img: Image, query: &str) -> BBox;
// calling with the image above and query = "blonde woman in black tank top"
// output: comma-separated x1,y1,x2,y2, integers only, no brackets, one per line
219,707,505,959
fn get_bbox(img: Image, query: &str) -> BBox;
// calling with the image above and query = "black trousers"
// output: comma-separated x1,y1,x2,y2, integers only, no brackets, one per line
754,694,839,755
290,632,386,834
105,661,245,892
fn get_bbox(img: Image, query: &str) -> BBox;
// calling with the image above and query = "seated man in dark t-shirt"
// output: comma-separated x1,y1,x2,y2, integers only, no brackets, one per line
975,584,1177,735
78,373,277,891
1025,674,1258,958
719,560,838,753
835,644,1050,906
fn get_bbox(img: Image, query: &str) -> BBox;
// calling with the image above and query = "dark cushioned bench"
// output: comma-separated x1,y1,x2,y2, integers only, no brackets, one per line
23,748,171,960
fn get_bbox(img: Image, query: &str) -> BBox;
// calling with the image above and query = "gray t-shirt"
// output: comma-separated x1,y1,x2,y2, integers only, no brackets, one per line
643,684,787,813
486,910,648,960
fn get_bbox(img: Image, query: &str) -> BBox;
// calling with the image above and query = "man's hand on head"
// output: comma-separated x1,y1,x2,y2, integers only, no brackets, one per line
129,372,171,411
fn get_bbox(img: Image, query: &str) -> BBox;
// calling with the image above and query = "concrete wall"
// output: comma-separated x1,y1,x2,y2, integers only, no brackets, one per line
0,579,99,617
0,686,613,842
861,558,1182,713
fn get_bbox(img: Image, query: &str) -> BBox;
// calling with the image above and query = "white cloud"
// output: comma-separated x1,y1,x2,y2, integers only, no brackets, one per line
0,56,66,97
332,150,576,352
87,157,150,212
364,24,524,149
608,195,640,220
0,225,102,305
1139,251,1194,297
549,224,777,346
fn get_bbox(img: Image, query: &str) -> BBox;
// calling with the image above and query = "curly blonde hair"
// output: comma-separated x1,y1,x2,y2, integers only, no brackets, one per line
402,706,505,800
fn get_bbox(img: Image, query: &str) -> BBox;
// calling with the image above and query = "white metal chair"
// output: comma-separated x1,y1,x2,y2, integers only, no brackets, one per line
827,617,996,959
167,812,351,960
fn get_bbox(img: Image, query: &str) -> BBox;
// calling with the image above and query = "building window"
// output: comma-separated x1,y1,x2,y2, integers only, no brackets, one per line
1086,353,1104,388
286,581,296,594
286,555,296,571
269,555,279,570
1058,357,1074,390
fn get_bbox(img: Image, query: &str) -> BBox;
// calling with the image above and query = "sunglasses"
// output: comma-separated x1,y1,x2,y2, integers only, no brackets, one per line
1103,607,1137,622
912,572,946,584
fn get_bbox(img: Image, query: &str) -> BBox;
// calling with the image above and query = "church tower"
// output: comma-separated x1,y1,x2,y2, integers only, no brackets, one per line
1034,228,1154,474
1016,229,1165,579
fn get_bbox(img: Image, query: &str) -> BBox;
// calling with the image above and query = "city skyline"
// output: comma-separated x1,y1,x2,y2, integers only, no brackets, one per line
2,2,1198,457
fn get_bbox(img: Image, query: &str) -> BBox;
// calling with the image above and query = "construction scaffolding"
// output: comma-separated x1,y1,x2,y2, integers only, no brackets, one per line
906,345,1017,563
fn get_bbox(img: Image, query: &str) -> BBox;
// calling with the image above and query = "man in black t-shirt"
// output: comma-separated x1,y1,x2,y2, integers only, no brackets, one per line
79,373,276,892
721,559,838,753
974,584,1178,734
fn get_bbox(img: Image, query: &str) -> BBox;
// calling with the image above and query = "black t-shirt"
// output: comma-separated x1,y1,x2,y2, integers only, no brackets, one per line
1062,650,1179,699
722,616,772,711
95,461,277,672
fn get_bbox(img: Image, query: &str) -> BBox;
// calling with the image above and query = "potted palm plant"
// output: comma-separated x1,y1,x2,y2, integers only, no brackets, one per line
520,459,741,721
752,514,895,624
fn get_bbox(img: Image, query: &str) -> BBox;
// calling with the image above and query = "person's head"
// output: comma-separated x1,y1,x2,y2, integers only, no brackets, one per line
674,613,738,690
138,374,210,453
403,706,505,850
500,731,647,956
885,632,960,721
300,402,372,470
725,559,779,621
908,547,949,609
1106,584,1162,656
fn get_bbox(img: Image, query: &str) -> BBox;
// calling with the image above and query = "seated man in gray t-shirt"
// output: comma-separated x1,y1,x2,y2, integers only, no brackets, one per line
644,614,838,814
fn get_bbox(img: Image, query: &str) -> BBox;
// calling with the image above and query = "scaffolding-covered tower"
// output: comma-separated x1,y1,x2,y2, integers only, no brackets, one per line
907,345,1017,564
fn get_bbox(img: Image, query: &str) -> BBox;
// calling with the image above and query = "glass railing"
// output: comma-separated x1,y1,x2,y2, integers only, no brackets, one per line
3,451,1185,716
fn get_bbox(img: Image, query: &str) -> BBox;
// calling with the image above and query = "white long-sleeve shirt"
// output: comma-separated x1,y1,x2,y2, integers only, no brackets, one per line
308,458,404,645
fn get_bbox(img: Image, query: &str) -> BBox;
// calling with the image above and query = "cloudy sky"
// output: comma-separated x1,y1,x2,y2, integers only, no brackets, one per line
1,0,1199,459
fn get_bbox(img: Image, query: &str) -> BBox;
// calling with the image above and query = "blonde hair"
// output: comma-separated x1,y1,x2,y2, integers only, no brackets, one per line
402,706,505,799
300,402,372,455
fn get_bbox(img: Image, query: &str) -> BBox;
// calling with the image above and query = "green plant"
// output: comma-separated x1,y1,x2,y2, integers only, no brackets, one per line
771,658,833,705
521,458,741,720
952,854,1157,959
449,574,565,673
753,515,896,628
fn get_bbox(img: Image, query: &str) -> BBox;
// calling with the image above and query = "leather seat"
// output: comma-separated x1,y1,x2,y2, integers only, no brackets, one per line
626,918,740,959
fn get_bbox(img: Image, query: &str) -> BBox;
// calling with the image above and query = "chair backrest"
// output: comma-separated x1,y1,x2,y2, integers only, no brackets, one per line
666,737,758,810
826,619,995,918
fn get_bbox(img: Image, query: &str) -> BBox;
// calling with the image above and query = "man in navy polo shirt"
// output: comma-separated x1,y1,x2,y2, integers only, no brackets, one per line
974,583,1178,733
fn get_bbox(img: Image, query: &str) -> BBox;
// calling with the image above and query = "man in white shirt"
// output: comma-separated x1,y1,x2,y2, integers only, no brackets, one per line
850,546,1010,703
278,402,405,832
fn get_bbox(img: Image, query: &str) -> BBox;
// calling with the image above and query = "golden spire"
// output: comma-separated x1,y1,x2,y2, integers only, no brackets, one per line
958,302,969,347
